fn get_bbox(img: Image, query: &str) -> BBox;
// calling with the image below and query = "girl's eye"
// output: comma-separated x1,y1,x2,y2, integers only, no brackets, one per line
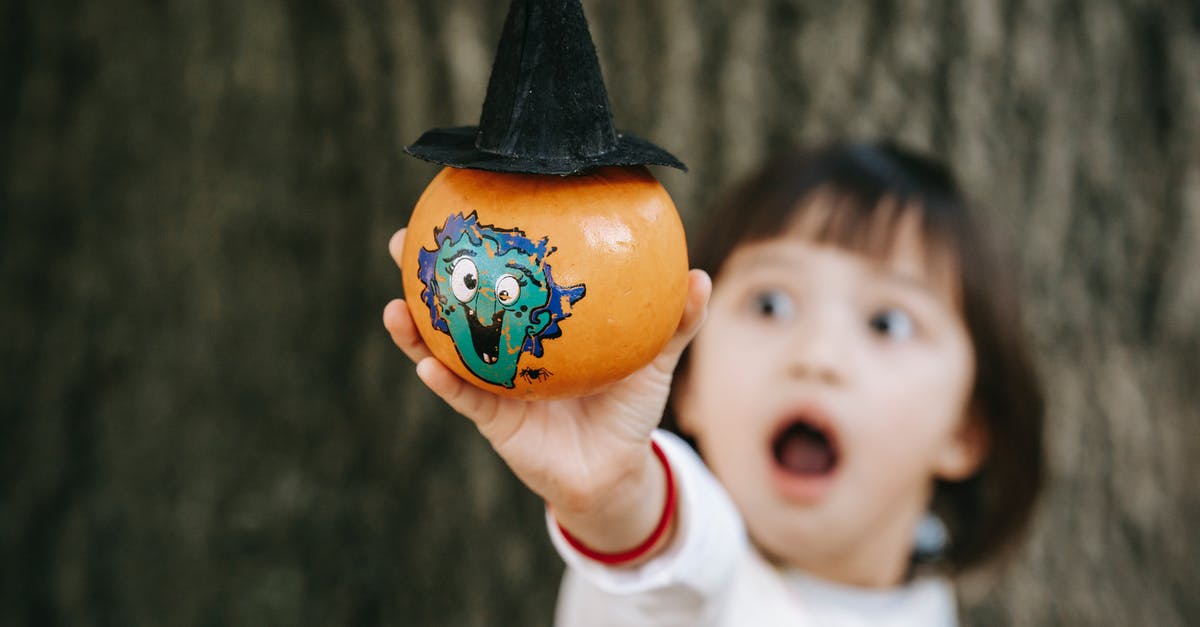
750,289,794,320
495,274,521,306
450,258,479,303
869,308,915,340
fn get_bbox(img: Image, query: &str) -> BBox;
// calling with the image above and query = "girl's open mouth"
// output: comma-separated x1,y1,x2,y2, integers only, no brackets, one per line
772,420,838,476
768,415,839,503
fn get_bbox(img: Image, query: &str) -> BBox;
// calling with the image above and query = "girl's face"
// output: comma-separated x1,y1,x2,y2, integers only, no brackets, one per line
676,207,986,588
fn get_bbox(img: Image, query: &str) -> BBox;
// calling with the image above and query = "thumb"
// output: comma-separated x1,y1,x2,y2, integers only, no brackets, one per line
648,269,712,378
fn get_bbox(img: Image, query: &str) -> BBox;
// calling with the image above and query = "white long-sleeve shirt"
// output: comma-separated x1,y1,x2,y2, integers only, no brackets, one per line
547,431,959,627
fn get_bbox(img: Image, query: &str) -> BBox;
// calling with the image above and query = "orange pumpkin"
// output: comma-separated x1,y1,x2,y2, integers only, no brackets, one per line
402,165,688,399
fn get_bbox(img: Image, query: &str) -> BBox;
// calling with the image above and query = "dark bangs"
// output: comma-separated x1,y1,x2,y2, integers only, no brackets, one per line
677,141,1045,575
691,141,966,282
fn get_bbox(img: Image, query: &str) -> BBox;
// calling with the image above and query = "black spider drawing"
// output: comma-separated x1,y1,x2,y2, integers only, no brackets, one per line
519,367,553,384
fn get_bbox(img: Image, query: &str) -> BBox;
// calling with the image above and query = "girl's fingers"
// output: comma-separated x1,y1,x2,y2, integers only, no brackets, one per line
388,228,407,270
383,298,435,364
415,357,503,431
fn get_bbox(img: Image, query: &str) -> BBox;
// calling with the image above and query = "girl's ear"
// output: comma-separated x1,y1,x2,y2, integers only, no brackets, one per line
933,409,990,481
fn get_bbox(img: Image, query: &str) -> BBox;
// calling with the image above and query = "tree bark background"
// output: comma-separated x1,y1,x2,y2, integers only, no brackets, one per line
2,0,1197,625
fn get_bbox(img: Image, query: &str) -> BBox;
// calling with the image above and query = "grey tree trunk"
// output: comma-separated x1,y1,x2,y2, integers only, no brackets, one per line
3,1,1197,625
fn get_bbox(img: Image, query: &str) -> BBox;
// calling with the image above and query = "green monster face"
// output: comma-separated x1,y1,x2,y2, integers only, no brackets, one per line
435,235,551,384
416,212,586,388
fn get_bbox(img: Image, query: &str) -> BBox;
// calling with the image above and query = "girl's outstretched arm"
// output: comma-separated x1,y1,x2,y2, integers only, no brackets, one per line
383,228,712,561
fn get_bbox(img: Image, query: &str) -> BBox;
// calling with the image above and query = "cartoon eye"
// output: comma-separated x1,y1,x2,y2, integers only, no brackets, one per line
869,307,915,340
450,258,479,303
495,274,522,306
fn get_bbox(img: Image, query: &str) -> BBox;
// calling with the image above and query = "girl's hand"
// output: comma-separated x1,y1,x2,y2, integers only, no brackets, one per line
383,228,711,556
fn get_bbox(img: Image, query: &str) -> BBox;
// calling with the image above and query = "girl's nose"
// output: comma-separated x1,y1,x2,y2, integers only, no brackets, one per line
784,308,847,386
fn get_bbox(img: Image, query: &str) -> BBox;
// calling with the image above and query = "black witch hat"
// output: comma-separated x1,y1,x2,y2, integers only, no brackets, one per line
405,0,685,176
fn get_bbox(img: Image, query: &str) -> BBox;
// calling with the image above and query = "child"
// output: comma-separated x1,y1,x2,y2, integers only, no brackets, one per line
383,141,1044,626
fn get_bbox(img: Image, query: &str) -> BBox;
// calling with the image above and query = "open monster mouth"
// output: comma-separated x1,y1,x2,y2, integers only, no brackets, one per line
772,420,838,476
465,307,505,365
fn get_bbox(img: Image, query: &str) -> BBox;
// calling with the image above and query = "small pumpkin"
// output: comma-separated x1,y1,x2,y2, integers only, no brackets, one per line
402,165,688,399
400,0,689,398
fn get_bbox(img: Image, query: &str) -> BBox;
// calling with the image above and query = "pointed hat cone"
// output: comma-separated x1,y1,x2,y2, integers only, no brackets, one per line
406,0,685,175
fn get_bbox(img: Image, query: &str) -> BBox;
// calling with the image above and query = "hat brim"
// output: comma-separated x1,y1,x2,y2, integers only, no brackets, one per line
405,126,687,175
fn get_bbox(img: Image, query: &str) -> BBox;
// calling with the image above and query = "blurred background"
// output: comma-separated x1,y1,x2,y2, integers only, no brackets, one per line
3,0,1198,625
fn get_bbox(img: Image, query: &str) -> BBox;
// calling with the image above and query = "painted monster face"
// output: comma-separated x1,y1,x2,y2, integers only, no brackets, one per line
434,236,551,383
416,212,586,388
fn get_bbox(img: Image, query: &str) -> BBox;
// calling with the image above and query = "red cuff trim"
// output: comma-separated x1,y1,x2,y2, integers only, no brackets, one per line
555,440,677,565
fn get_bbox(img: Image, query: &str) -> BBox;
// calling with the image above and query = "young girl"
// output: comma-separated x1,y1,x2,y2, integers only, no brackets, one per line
384,141,1044,626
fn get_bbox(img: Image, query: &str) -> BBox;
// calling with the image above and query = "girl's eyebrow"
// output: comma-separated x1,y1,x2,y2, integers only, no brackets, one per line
732,244,957,306
442,249,476,262
877,270,935,295
505,262,542,287
727,249,801,272
874,269,959,310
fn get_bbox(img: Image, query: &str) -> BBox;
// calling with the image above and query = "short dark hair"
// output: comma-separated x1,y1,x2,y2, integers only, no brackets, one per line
668,141,1045,574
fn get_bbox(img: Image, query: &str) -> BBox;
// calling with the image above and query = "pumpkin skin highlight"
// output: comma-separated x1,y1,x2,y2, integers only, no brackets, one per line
402,165,689,399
